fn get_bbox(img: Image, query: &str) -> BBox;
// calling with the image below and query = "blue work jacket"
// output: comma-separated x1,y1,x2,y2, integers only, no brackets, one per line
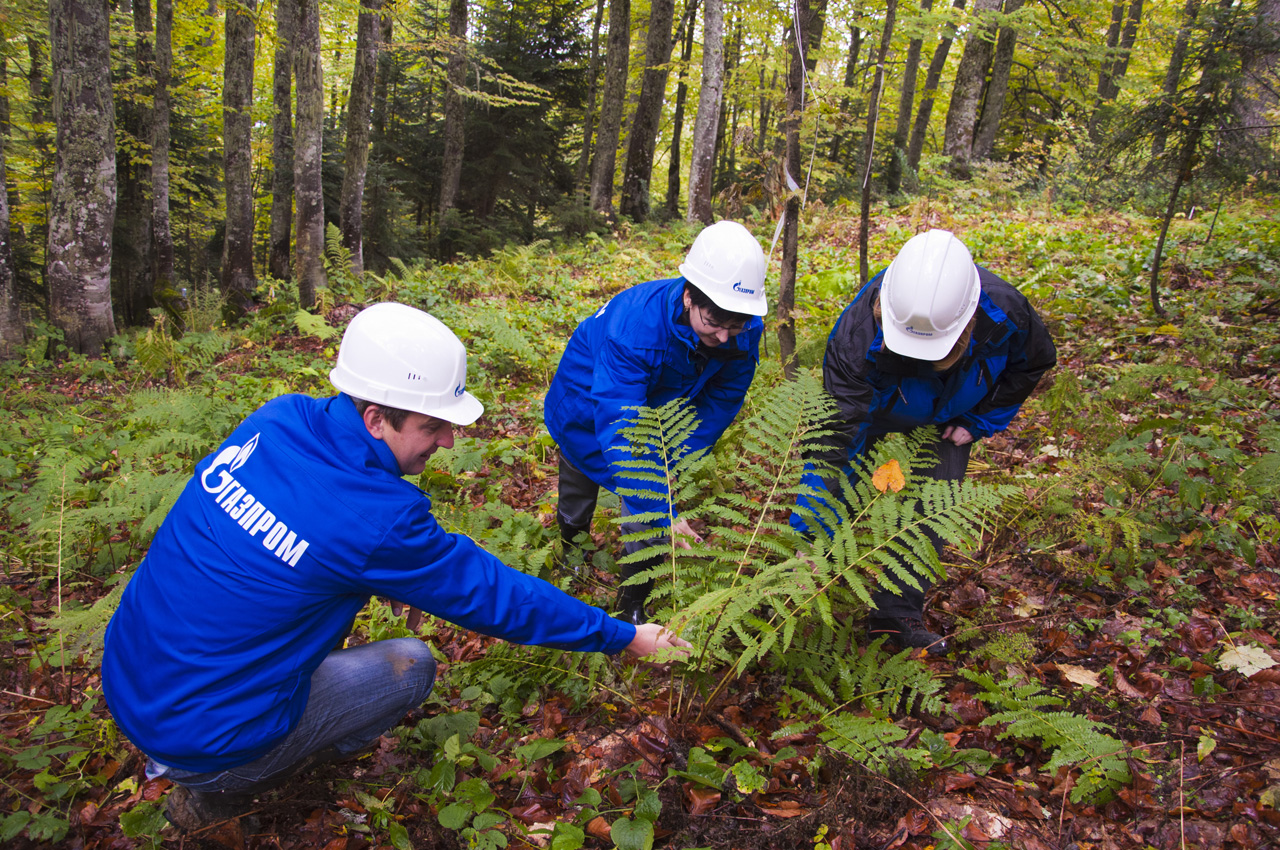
102,394,634,774
544,277,762,517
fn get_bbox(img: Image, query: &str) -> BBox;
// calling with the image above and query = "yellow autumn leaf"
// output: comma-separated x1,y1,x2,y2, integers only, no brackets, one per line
871,459,906,493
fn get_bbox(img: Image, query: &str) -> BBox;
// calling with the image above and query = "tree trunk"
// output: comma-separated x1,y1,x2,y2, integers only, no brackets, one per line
0,141,19,357
222,0,256,315
1152,0,1201,157
116,0,155,327
827,24,862,162
971,0,1024,161
575,0,607,196
942,0,999,177
269,0,298,282
47,0,117,355
294,0,326,307
1089,0,1143,138
779,0,828,378
589,0,630,216
619,0,676,222
860,0,897,284
664,0,699,220
908,0,965,171
887,0,933,193
1225,0,1278,161
687,0,723,224
152,0,176,303
438,0,468,220
340,0,383,276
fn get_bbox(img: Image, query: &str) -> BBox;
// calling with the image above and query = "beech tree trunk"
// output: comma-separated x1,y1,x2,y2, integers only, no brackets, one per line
971,0,1024,161
152,0,175,302
589,0,630,216
294,0,326,307
687,0,723,224
860,0,897,284
942,0,1000,176
48,0,117,355
887,0,933,193
340,0,384,276
269,0,298,282
908,0,965,171
619,0,676,222
576,0,607,196
438,0,467,220
222,0,256,315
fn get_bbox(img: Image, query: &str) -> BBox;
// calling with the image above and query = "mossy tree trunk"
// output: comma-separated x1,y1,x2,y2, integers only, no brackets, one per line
269,0,298,282
222,0,256,316
294,0,326,307
619,0,676,222
589,0,631,217
687,0,723,225
47,0,117,355
340,0,384,276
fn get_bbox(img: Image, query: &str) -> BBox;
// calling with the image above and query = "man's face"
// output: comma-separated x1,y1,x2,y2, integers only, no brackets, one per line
369,410,455,476
683,291,746,348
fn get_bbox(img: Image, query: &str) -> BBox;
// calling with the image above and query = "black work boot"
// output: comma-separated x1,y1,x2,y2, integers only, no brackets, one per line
164,786,256,833
868,616,949,657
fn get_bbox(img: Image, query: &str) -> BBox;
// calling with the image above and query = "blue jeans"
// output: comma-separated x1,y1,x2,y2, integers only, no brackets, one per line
162,638,436,794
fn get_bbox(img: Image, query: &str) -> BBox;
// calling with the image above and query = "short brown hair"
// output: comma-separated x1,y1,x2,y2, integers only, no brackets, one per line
352,398,412,431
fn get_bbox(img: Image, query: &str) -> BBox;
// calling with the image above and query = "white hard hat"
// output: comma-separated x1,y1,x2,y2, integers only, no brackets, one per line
329,302,484,425
880,229,981,361
678,220,768,316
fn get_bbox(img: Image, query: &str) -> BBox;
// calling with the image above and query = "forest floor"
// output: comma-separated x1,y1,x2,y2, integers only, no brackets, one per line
2,206,1280,850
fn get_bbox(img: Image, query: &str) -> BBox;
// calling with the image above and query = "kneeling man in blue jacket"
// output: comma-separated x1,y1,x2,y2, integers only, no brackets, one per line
544,221,768,624
797,230,1056,656
102,303,688,831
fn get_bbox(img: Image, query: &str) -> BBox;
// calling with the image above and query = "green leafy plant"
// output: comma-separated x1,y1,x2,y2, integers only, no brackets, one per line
962,670,1131,803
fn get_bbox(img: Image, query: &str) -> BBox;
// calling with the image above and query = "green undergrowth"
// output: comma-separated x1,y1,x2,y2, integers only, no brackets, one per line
2,199,1279,846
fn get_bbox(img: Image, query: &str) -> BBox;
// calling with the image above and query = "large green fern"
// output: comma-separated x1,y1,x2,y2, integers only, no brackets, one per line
610,377,1014,700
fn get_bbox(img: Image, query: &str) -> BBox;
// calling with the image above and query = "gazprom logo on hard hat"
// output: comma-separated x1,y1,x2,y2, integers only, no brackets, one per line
454,383,466,398
904,325,934,338
732,281,755,295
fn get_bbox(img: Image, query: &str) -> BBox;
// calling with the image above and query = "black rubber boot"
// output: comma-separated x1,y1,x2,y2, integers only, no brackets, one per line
614,554,657,625
164,786,256,833
868,616,949,657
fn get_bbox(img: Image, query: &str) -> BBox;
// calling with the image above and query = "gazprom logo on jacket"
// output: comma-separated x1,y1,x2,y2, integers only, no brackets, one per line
200,433,311,567
732,281,755,295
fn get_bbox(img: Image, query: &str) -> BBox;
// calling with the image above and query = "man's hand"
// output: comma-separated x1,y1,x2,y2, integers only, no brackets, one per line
941,425,974,446
625,622,691,659
671,517,702,550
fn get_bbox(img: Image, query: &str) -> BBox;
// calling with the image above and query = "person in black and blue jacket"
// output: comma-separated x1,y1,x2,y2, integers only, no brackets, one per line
102,303,688,832
796,230,1056,655
545,221,768,624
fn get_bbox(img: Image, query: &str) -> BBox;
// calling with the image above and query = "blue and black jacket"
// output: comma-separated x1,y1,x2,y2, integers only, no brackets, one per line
544,277,763,518
795,266,1056,529
102,394,635,774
